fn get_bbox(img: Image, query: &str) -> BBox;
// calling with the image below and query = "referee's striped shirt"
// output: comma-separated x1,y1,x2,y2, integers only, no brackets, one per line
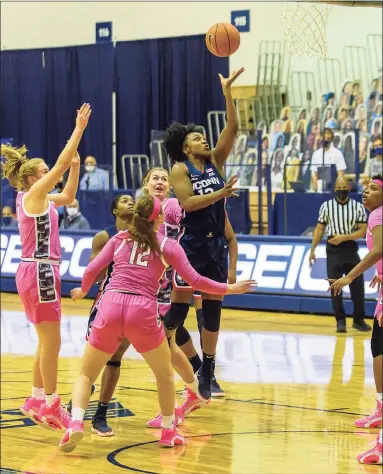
318,198,367,236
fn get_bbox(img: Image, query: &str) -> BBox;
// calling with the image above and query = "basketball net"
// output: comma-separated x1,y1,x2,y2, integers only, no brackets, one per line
281,2,333,60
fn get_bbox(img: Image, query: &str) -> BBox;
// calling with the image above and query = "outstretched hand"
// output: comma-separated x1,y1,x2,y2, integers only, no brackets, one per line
76,103,92,131
327,276,352,296
218,68,245,92
222,175,239,198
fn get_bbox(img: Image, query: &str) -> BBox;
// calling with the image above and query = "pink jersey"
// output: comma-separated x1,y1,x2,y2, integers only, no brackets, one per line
159,198,183,238
16,192,61,261
81,231,227,298
366,205,383,278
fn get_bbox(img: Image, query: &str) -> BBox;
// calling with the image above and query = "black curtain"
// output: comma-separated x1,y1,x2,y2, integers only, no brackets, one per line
115,34,228,177
1,36,228,186
43,43,114,166
0,49,46,158
1,44,114,167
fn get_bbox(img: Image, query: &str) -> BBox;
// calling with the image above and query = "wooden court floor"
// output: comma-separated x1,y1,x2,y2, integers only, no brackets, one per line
0,292,380,474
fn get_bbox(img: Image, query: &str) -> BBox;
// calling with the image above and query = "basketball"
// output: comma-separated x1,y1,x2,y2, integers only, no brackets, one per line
205,23,240,57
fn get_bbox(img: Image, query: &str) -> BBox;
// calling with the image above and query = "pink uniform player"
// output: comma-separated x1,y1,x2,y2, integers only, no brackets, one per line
1,104,91,433
329,175,383,465
60,195,254,452
157,196,183,316
16,193,62,323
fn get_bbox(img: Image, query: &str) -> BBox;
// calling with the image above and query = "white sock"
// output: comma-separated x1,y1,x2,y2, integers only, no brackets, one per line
377,393,383,404
379,429,382,444
162,414,175,429
72,407,85,422
185,379,198,395
32,387,44,400
45,393,59,406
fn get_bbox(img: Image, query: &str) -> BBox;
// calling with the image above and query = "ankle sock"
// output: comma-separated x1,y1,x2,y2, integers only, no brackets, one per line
162,414,175,429
72,407,85,422
32,387,44,400
45,393,59,406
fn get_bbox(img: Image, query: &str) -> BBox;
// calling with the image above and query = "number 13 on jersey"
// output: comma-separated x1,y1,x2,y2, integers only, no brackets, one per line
197,187,214,195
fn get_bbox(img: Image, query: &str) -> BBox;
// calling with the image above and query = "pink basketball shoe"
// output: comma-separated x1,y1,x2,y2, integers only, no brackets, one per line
180,387,210,416
20,397,45,426
355,400,382,428
38,397,71,431
147,407,184,428
59,420,84,453
357,436,382,465
159,424,185,447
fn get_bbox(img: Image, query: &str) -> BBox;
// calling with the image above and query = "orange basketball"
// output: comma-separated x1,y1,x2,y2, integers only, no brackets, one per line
205,23,240,57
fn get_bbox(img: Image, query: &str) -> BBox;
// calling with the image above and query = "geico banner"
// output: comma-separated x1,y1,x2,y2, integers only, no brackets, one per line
236,236,378,299
0,230,379,299
1,229,94,282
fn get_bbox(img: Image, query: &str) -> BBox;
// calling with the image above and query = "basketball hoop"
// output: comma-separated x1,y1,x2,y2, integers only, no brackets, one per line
281,2,333,60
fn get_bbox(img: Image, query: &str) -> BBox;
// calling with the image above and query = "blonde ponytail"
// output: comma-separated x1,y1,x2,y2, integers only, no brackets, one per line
1,144,43,191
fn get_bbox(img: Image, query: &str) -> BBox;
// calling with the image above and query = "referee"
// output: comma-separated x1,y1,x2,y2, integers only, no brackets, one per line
309,176,372,333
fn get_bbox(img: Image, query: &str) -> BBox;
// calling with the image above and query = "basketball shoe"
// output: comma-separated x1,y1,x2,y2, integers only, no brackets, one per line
357,434,382,465
355,400,382,428
38,397,71,431
59,420,85,453
147,407,184,428
159,423,185,447
20,397,45,427
181,387,210,416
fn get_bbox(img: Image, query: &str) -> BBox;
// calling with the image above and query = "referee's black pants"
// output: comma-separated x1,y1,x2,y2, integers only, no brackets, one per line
326,242,365,323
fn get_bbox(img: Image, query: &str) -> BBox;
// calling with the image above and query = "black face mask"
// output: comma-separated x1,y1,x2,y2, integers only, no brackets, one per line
336,190,349,201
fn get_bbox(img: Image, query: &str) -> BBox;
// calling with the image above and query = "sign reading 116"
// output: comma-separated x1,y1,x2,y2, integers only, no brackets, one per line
96,22,112,43
98,27,110,38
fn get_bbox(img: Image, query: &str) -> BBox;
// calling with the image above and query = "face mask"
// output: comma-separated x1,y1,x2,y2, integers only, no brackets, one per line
323,139,331,147
374,147,382,155
336,190,349,201
2,216,12,226
67,208,79,217
85,164,95,173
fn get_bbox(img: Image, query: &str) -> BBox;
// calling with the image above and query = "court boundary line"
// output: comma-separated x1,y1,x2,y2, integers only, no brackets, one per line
107,429,358,473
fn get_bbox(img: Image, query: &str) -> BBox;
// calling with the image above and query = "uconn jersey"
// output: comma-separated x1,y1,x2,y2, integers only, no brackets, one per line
181,161,226,236
174,160,229,289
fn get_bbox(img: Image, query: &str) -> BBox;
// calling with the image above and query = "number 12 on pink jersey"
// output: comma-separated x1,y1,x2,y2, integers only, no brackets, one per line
129,240,151,267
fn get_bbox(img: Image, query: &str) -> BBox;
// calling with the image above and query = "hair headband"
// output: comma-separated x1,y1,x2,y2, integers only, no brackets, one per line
148,196,162,222
372,178,383,188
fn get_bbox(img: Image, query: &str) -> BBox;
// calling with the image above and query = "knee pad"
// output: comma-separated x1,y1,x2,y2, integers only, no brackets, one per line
175,324,191,346
163,303,189,331
106,360,121,368
202,300,222,332
371,320,383,358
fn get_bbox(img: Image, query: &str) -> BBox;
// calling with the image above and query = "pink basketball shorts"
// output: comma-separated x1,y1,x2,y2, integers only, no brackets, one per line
88,291,165,355
375,289,383,319
16,261,61,324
